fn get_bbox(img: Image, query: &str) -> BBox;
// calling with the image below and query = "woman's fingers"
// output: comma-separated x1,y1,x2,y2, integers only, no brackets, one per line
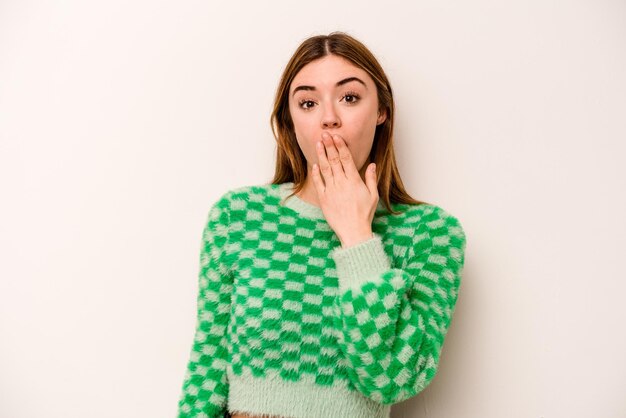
365,162,378,198
316,136,333,185
320,132,344,181
311,162,325,194
318,132,362,184
331,134,360,180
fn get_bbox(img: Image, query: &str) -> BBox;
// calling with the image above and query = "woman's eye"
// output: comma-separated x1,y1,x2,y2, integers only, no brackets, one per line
298,92,361,110
343,93,360,104
299,100,314,110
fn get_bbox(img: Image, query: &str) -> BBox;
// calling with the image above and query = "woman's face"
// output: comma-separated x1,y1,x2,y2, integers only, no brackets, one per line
288,54,387,177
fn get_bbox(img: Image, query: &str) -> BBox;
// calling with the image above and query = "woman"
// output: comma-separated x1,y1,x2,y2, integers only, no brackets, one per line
177,31,467,418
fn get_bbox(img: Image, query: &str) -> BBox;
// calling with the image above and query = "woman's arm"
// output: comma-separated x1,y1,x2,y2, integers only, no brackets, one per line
330,206,467,405
177,196,233,418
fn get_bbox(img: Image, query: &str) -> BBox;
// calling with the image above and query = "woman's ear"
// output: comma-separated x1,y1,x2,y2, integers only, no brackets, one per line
376,109,387,125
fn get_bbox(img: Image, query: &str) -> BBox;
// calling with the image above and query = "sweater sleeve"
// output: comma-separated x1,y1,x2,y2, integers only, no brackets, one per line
177,196,233,418
329,206,466,405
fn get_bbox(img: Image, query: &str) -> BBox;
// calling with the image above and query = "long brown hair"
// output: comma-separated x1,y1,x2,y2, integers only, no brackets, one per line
269,31,429,215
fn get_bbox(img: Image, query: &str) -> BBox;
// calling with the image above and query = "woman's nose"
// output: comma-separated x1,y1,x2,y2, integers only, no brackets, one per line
321,105,340,129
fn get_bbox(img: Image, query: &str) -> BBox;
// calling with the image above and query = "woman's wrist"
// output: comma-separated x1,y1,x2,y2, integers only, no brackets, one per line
339,228,374,249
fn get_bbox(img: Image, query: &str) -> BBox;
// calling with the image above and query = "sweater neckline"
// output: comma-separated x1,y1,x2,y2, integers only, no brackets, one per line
276,181,387,220
278,182,326,220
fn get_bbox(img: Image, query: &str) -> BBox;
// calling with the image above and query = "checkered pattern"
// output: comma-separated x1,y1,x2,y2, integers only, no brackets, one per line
177,194,233,418
176,183,466,417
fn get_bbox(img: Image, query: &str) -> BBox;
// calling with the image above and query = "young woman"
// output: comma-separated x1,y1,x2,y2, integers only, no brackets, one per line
177,31,467,418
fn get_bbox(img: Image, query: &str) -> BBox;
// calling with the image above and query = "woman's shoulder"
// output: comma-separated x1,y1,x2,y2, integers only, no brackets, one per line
381,200,457,221
227,182,280,196
210,182,281,212
413,202,462,225
410,203,466,251
386,201,465,244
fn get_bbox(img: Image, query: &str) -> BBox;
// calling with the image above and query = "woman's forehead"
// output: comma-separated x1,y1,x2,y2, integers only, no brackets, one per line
291,57,372,92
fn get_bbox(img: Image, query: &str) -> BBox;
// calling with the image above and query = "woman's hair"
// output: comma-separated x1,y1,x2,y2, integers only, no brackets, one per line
269,31,429,214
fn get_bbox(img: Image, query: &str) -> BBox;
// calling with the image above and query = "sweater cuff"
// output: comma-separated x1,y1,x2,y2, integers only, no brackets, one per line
330,232,392,291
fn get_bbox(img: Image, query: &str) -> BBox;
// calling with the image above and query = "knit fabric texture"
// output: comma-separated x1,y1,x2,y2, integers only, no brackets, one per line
176,182,467,418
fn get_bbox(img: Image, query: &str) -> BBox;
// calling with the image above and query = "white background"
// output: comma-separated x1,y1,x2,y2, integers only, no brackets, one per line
1,1,624,417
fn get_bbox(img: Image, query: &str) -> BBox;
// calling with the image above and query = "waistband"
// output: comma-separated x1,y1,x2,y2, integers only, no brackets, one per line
226,366,390,418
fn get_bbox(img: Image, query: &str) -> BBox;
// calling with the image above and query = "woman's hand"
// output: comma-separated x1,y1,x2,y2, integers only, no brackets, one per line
311,131,379,248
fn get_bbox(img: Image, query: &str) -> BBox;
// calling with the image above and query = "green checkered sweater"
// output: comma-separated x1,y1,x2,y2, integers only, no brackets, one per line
177,182,466,418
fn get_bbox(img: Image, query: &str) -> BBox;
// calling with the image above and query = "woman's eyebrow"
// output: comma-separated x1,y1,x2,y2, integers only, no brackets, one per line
291,76,367,97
